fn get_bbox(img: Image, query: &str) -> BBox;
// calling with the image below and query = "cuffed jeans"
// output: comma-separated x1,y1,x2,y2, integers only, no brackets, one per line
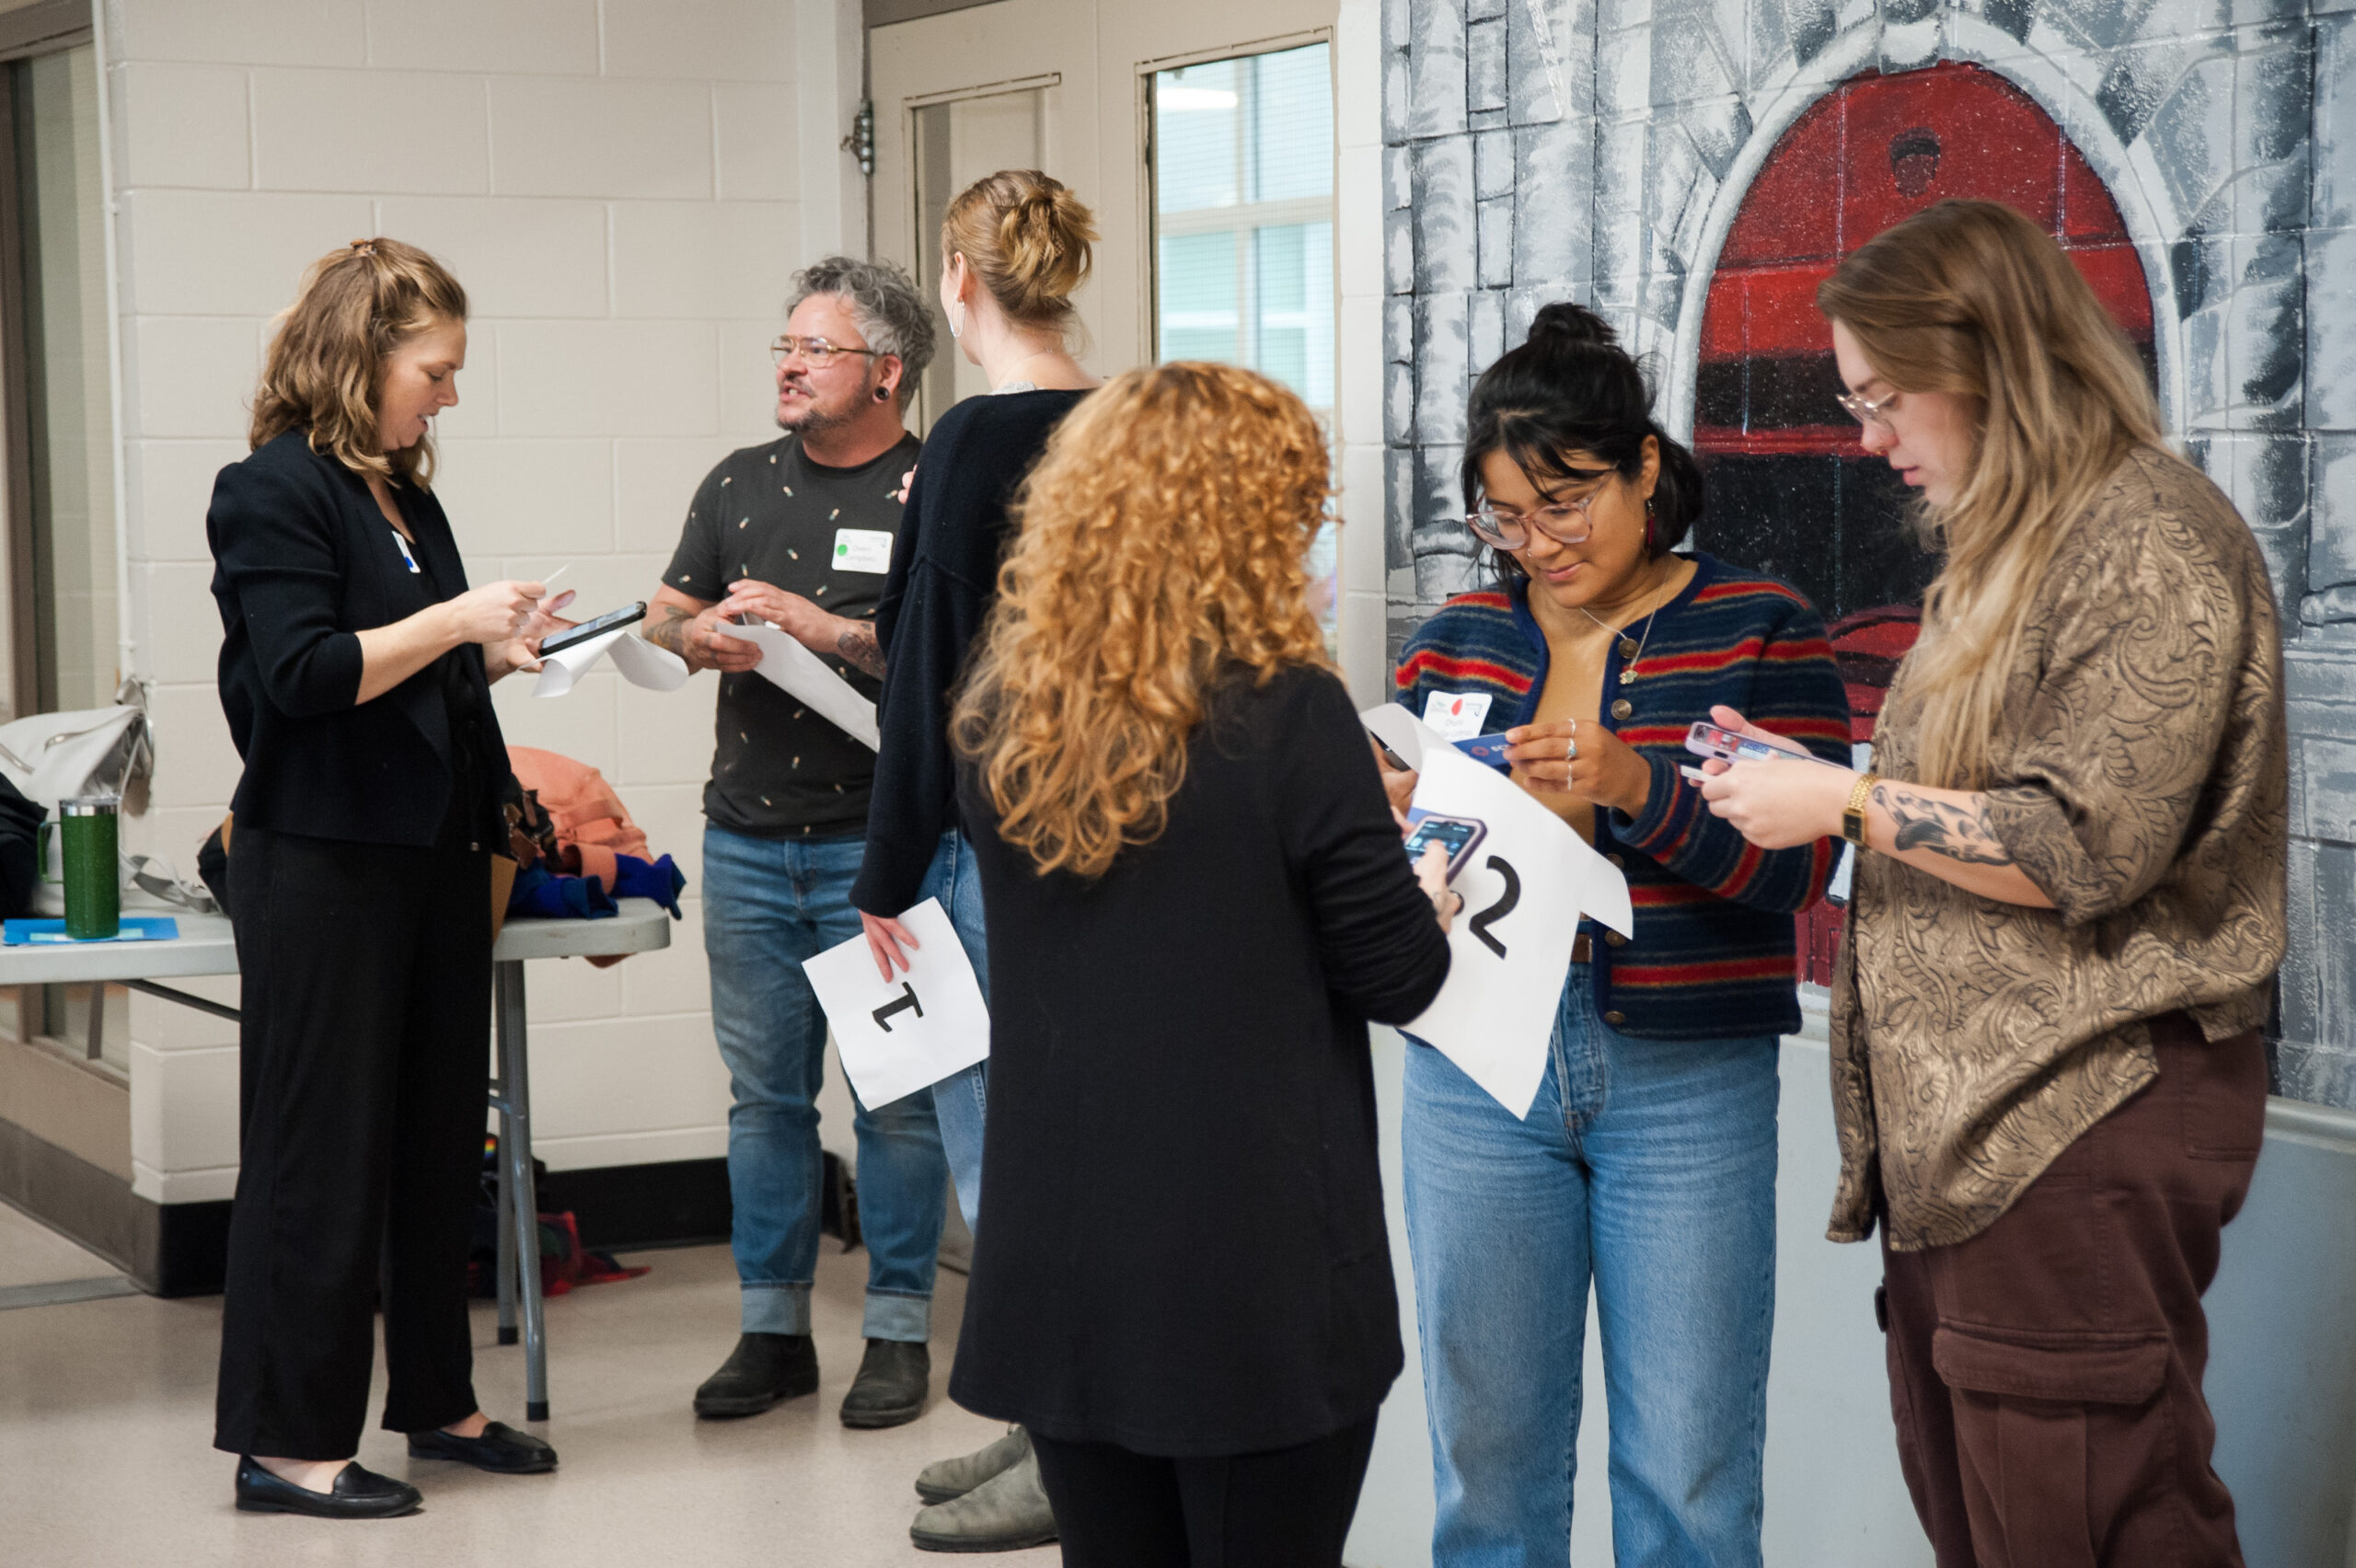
912,830,989,1237
703,824,948,1342
1403,965,1779,1568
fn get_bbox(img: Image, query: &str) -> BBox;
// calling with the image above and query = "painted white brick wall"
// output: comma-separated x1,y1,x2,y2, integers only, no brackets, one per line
104,0,866,1205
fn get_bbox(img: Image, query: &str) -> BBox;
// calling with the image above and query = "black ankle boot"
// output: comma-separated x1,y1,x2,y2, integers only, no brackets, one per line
693,1332,819,1418
839,1338,930,1429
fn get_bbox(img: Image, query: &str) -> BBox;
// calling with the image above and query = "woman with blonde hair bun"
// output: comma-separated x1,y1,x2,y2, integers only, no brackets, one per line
847,167,1101,1553
1702,199,2286,1562
208,238,570,1517
942,363,1455,1568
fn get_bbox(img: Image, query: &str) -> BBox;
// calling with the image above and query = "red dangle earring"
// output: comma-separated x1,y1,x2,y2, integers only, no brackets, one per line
1645,497,1659,554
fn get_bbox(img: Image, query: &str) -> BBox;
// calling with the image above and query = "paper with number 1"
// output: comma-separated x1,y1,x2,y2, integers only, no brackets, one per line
1364,706,1632,1119
803,897,989,1110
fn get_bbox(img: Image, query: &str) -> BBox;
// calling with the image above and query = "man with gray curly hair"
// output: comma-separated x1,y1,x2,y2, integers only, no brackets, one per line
641,256,945,1432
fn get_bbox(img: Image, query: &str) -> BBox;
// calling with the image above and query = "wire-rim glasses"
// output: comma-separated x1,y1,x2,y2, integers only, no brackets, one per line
1466,490,1600,550
1835,386,1899,432
770,335,880,367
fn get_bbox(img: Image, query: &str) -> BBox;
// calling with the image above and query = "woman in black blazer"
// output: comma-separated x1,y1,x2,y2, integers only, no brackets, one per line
207,239,566,1519
945,363,1458,1568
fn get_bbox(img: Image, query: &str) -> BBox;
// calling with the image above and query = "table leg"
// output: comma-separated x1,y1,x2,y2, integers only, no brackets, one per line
493,1015,518,1349
496,958,549,1421
85,983,103,1062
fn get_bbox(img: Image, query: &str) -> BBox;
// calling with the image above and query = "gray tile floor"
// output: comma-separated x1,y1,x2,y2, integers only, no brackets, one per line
0,1212,1057,1567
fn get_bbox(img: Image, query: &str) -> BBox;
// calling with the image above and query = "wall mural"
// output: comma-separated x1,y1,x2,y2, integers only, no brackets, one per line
1380,0,2354,1105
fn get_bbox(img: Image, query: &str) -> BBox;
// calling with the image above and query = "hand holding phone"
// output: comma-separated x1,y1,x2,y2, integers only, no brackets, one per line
1403,808,1487,882
1684,720,1841,769
538,601,649,658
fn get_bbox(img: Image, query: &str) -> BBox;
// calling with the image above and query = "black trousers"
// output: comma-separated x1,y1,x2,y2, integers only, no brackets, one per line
213,824,491,1459
1029,1415,1379,1568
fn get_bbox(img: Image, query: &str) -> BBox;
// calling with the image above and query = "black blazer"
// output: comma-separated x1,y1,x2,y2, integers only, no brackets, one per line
208,429,507,848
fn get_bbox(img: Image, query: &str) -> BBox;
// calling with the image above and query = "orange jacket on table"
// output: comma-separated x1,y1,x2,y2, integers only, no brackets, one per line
505,744,653,898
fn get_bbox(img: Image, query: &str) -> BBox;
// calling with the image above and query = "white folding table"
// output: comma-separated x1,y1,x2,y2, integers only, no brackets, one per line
0,897,673,1421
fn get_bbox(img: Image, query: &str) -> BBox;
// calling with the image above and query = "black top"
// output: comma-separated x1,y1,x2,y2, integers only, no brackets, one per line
850,389,1088,915
947,664,1452,1456
663,431,922,838
207,430,508,849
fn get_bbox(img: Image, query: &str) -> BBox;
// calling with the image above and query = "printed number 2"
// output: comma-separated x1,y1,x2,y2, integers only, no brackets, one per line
1469,854,1519,958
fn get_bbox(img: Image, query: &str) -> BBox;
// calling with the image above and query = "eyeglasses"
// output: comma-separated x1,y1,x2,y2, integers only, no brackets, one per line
1465,490,1601,550
770,336,880,367
1836,386,1900,432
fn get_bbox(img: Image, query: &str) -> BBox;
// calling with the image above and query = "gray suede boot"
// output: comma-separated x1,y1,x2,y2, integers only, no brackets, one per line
908,1440,1057,1553
915,1424,1032,1505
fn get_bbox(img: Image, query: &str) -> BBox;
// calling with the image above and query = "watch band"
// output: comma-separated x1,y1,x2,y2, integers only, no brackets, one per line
1843,772,1879,848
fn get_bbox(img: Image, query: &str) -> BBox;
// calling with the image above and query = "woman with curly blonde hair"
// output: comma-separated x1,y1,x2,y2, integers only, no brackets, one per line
941,363,1455,1568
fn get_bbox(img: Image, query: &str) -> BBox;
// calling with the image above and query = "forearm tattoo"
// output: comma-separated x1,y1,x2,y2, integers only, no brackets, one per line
1873,784,2015,867
837,622,885,679
646,603,694,659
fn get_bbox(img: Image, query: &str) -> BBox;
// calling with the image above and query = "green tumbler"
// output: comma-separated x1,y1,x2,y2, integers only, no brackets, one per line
60,795,120,940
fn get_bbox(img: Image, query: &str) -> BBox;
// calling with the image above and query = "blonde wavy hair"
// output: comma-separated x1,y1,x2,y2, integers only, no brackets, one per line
952,363,1334,878
941,169,1096,333
1819,200,2174,789
250,237,468,487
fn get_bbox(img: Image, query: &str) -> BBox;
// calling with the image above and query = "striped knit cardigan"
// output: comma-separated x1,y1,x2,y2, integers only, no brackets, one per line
1395,554,1851,1042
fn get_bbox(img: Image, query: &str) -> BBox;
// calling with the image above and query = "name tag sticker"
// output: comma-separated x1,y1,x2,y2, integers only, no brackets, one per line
390,530,421,573
1421,690,1492,742
833,528,895,574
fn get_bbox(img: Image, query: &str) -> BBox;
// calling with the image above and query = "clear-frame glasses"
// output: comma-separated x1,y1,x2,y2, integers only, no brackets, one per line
1466,490,1600,550
1836,386,1899,432
770,335,880,367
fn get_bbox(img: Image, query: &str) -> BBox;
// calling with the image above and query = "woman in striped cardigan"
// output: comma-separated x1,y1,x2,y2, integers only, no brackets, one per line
1389,303,1849,1568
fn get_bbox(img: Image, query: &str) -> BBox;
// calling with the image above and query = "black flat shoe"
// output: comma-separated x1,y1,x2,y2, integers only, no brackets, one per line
407,1421,558,1474
695,1332,819,1418
235,1456,422,1519
840,1338,930,1429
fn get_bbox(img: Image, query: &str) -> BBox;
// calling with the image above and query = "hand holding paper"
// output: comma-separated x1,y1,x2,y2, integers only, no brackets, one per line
1363,705,1632,1119
710,621,881,750
532,626,692,698
803,898,989,1110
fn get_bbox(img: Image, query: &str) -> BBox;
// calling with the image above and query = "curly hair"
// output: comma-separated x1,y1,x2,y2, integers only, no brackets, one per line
952,363,1334,879
250,238,468,487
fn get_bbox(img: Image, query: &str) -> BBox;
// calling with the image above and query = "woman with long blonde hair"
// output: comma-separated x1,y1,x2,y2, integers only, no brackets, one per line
1703,200,2286,1562
943,363,1454,1568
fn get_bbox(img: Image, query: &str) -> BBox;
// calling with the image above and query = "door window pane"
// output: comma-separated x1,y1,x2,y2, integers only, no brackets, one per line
8,43,117,717
1149,41,1336,636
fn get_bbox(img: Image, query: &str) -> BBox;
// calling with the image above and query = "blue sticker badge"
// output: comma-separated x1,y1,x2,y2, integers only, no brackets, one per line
391,529,421,573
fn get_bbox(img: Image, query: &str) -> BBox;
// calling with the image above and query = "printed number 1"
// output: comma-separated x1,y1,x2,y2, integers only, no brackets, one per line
872,982,923,1032
1470,855,1519,958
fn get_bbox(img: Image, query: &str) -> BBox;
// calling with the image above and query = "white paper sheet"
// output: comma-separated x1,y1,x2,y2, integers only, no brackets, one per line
710,621,881,750
530,626,693,698
803,898,990,1110
1363,704,1633,1119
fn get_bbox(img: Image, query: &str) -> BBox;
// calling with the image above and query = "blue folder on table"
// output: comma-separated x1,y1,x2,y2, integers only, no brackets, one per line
3,916,180,945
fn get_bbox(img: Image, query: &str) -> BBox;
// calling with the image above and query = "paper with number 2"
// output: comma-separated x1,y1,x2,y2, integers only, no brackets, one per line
802,897,989,1110
1363,706,1632,1120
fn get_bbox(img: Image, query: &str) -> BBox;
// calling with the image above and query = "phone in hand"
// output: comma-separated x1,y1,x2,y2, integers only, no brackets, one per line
1403,809,1487,882
537,600,648,658
1684,721,1840,769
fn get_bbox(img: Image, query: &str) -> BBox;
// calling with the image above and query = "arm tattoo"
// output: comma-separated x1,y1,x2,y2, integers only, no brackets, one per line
837,622,885,679
1873,784,2015,867
646,603,694,659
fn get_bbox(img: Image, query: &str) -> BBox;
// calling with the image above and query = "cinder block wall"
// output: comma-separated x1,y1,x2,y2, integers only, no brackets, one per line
106,0,860,1204
1379,0,2356,1109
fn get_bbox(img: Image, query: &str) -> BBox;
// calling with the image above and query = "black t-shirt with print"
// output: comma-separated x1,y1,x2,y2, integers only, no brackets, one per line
664,430,921,839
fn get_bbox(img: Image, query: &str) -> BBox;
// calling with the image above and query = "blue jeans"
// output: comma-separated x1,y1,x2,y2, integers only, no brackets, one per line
1402,966,1779,1567
912,831,989,1237
702,825,948,1342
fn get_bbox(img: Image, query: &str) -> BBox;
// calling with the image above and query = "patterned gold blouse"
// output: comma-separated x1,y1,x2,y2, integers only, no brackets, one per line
1829,446,2288,1251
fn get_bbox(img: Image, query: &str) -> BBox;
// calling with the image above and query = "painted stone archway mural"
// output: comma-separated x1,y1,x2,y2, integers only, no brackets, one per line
1684,63,2160,984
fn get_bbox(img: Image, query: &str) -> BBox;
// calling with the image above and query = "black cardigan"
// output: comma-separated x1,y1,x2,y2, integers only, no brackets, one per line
947,664,1452,1456
850,388,1088,917
207,430,507,848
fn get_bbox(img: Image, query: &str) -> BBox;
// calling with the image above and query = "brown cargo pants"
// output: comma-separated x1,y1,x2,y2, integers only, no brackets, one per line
1877,1012,2265,1568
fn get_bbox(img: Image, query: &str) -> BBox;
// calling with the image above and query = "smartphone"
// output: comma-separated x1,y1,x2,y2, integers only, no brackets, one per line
1684,721,1842,769
1371,735,1414,774
1403,809,1487,882
1454,732,1515,770
537,600,648,657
